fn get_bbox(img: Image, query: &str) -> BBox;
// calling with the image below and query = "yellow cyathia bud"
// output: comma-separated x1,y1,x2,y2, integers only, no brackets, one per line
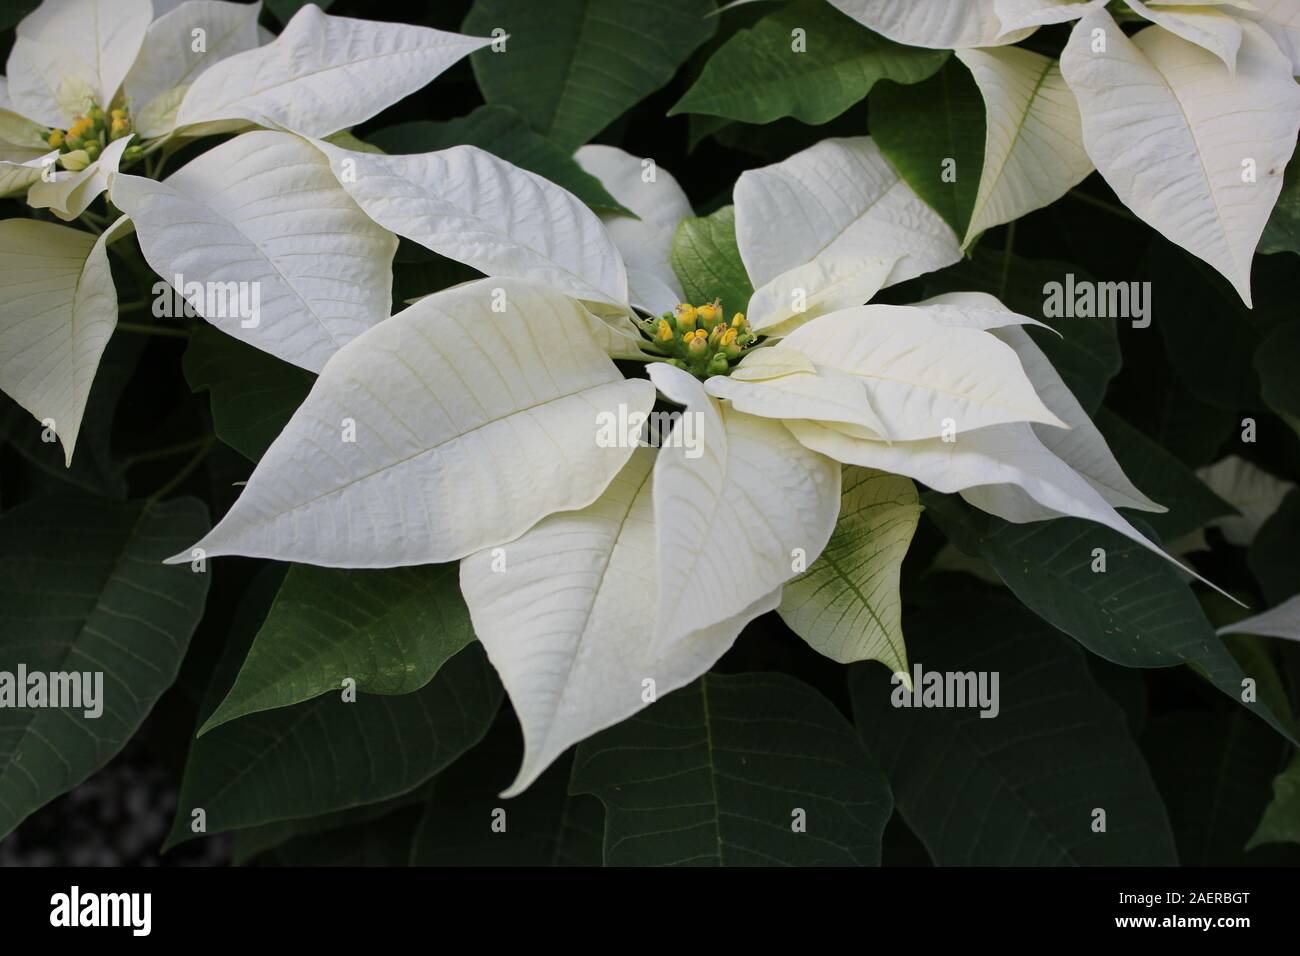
59,149,90,171
696,302,721,327
720,327,738,347
731,312,747,328
110,117,131,140
656,318,673,342
686,331,708,355
47,129,64,148
674,303,697,330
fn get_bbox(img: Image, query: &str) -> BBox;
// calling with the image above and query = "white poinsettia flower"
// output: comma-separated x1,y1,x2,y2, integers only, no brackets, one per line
173,134,1205,794
0,0,493,463
827,0,1300,306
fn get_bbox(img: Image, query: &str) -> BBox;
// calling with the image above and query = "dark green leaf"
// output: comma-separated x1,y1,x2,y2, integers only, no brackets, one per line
0,496,211,838
670,205,754,312
1145,375,1237,468
852,587,1177,865
871,58,984,236
1256,321,1300,438
462,0,717,151
183,326,314,462
1153,242,1266,410
200,563,475,734
1095,408,1234,541
1248,753,1300,851
671,0,946,126
572,672,892,866
1259,151,1300,256
687,114,731,152
1249,489,1300,605
165,643,502,848
929,507,1296,745
264,805,425,866
369,105,631,215
233,783,435,865
412,746,602,866
1143,712,1295,865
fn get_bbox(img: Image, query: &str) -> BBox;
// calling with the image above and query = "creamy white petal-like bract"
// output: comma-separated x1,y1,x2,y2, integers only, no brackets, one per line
745,252,896,335
705,365,890,438
649,362,840,651
777,466,921,670
918,291,1161,512
575,144,692,314
1235,0,1300,73
733,137,961,295
0,150,56,199
1060,10,1300,306
992,325,1163,512
0,219,116,465
907,290,1054,332
461,448,782,796
1126,0,1244,71
777,304,1066,440
786,418,1230,597
313,139,628,308
826,0,1034,48
10,0,151,125
110,131,397,372
5,37,98,129
171,279,656,567
125,0,265,138
956,46,1093,247
994,0,1107,35
175,5,493,137
0,96,52,153
1196,455,1296,545
27,134,133,221
1217,593,1300,641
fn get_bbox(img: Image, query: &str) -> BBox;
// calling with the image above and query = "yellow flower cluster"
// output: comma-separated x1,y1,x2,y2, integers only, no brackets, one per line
46,101,141,171
643,300,756,379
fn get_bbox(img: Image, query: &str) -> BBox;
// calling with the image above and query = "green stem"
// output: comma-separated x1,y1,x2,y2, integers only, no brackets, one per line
116,321,190,339
148,437,214,502
1066,188,1140,222
124,436,211,467
998,220,1016,299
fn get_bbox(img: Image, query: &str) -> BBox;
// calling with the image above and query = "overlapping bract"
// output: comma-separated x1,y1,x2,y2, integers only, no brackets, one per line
831,0,1300,306
0,1,495,462
182,129,1182,791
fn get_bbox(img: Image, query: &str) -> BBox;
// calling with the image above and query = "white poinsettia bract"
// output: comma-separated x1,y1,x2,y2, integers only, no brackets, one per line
0,0,493,461
831,0,1300,306
174,134,1201,794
